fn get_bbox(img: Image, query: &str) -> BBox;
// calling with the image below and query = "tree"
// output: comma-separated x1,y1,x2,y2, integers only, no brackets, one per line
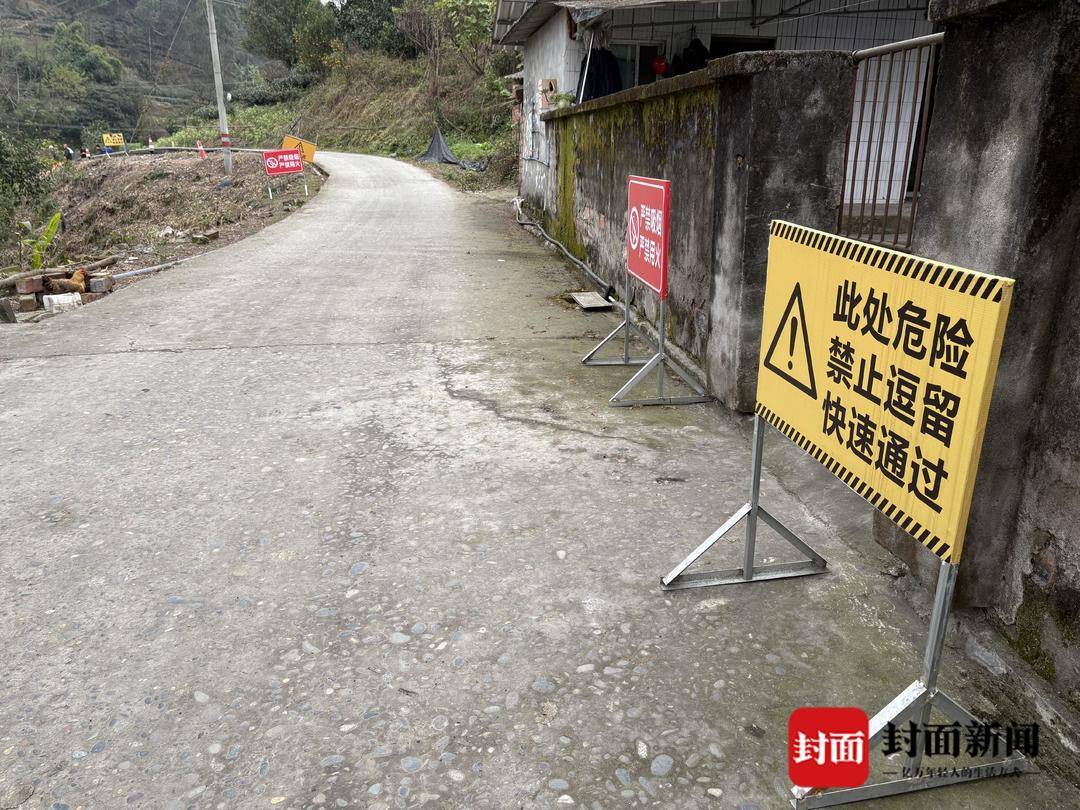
336,0,410,56
435,0,494,77
243,0,310,65
394,0,442,99
243,0,341,68
54,22,122,84
293,1,340,73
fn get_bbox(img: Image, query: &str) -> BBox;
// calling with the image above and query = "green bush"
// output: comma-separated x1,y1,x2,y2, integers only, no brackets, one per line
157,104,296,149
0,131,50,248
232,66,320,106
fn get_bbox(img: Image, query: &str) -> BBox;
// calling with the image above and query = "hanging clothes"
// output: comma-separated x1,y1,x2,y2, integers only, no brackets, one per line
682,38,711,72
576,48,623,103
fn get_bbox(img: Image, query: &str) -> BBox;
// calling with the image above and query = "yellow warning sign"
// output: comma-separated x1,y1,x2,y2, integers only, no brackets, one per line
756,221,1013,563
102,132,125,148
281,134,316,163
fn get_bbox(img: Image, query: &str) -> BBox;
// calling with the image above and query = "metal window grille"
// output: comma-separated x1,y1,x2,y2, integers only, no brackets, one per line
838,33,943,250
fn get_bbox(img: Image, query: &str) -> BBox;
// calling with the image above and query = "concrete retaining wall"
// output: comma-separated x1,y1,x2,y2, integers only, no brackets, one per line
537,51,854,410
873,0,1080,708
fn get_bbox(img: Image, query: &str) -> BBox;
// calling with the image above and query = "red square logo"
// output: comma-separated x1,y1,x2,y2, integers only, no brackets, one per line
788,707,870,788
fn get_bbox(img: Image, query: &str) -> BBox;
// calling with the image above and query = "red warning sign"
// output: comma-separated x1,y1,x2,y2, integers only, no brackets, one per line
262,148,303,177
626,175,670,299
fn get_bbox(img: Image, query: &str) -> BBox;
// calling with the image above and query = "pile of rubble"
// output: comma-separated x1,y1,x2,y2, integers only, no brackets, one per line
0,256,117,323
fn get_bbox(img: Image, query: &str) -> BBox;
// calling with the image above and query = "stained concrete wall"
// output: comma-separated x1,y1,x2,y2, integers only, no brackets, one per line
520,11,587,205
538,51,853,409
872,0,1080,706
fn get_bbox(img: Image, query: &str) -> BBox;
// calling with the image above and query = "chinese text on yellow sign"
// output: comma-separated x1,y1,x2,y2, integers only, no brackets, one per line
102,132,125,147
756,221,1013,563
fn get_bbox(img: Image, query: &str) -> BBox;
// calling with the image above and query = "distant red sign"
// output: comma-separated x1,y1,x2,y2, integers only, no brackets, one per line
262,148,303,177
626,175,670,299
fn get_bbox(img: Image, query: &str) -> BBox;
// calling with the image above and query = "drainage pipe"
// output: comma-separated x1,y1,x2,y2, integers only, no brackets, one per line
512,198,615,301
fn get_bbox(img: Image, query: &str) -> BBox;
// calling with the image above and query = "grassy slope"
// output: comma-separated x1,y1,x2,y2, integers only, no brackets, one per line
1,152,320,271
158,50,516,188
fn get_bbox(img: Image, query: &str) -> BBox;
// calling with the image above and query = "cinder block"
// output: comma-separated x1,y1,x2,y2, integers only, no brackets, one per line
17,294,41,312
42,292,81,313
15,276,44,294
80,292,106,304
88,275,114,293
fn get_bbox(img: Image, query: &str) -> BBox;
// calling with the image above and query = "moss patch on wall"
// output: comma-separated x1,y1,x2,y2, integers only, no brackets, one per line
642,86,716,151
545,119,587,261
998,578,1059,683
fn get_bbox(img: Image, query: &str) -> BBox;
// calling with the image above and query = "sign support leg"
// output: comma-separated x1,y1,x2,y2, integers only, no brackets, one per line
582,270,655,367
661,415,827,589
602,291,712,408
790,560,1034,808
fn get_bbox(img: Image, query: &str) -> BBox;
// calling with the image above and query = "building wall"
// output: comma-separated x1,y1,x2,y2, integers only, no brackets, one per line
539,52,853,409
520,11,587,206
872,0,1080,709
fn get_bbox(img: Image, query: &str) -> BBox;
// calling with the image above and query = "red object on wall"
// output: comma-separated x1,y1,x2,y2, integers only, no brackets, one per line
262,148,304,177
626,175,670,299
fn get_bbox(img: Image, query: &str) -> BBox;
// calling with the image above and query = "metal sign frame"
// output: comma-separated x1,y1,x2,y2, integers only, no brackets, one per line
582,175,711,407
582,270,712,407
660,220,1029,805
792,557,1033,808
662,415,1032,806
662,415,827,589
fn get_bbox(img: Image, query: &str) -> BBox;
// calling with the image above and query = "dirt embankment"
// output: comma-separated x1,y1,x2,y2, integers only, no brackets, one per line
34,151,322,273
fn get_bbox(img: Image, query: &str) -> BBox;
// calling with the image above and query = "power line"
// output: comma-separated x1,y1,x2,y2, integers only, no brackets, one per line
73,0,124,18
160,0,196,76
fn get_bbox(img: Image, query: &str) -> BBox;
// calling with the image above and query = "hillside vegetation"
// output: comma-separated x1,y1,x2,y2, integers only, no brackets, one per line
160,49,514,176
1,0,257,142
0,151,320,273
1,0,518,265
160,0,518,186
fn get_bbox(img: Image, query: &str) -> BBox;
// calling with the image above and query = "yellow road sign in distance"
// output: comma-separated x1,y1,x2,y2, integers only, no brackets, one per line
756,221,1013,563
102,132,125,147
281,135,316,162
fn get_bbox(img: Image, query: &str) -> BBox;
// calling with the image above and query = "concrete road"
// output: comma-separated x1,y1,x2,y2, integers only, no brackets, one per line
1,154,1074,809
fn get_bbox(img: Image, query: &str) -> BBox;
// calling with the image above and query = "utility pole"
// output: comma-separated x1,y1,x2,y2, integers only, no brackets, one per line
204,0,232,175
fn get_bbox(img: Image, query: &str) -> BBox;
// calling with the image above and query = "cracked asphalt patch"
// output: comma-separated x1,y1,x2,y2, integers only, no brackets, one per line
1,154,1074,809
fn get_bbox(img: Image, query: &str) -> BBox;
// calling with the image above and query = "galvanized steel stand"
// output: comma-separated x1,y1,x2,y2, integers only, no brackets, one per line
582,271,711,407
581,267,655,369
791,559,1033,807
662,415,827,589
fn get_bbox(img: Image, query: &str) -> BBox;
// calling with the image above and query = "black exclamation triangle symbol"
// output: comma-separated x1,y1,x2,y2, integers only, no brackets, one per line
764,283,818,399
788,315,797,370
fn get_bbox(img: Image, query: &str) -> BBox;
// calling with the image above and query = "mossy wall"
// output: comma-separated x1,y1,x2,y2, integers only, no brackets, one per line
536,53,853,408
545,84,719,365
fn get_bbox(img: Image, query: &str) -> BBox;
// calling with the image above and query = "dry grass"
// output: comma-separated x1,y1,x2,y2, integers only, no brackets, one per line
2,151,322,271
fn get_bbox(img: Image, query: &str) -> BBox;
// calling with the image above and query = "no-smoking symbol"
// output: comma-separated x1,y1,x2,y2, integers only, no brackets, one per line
266,156,280,169
628,206,641,250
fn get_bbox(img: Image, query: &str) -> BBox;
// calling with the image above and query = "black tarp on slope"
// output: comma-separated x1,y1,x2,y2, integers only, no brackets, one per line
417,126,458,164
